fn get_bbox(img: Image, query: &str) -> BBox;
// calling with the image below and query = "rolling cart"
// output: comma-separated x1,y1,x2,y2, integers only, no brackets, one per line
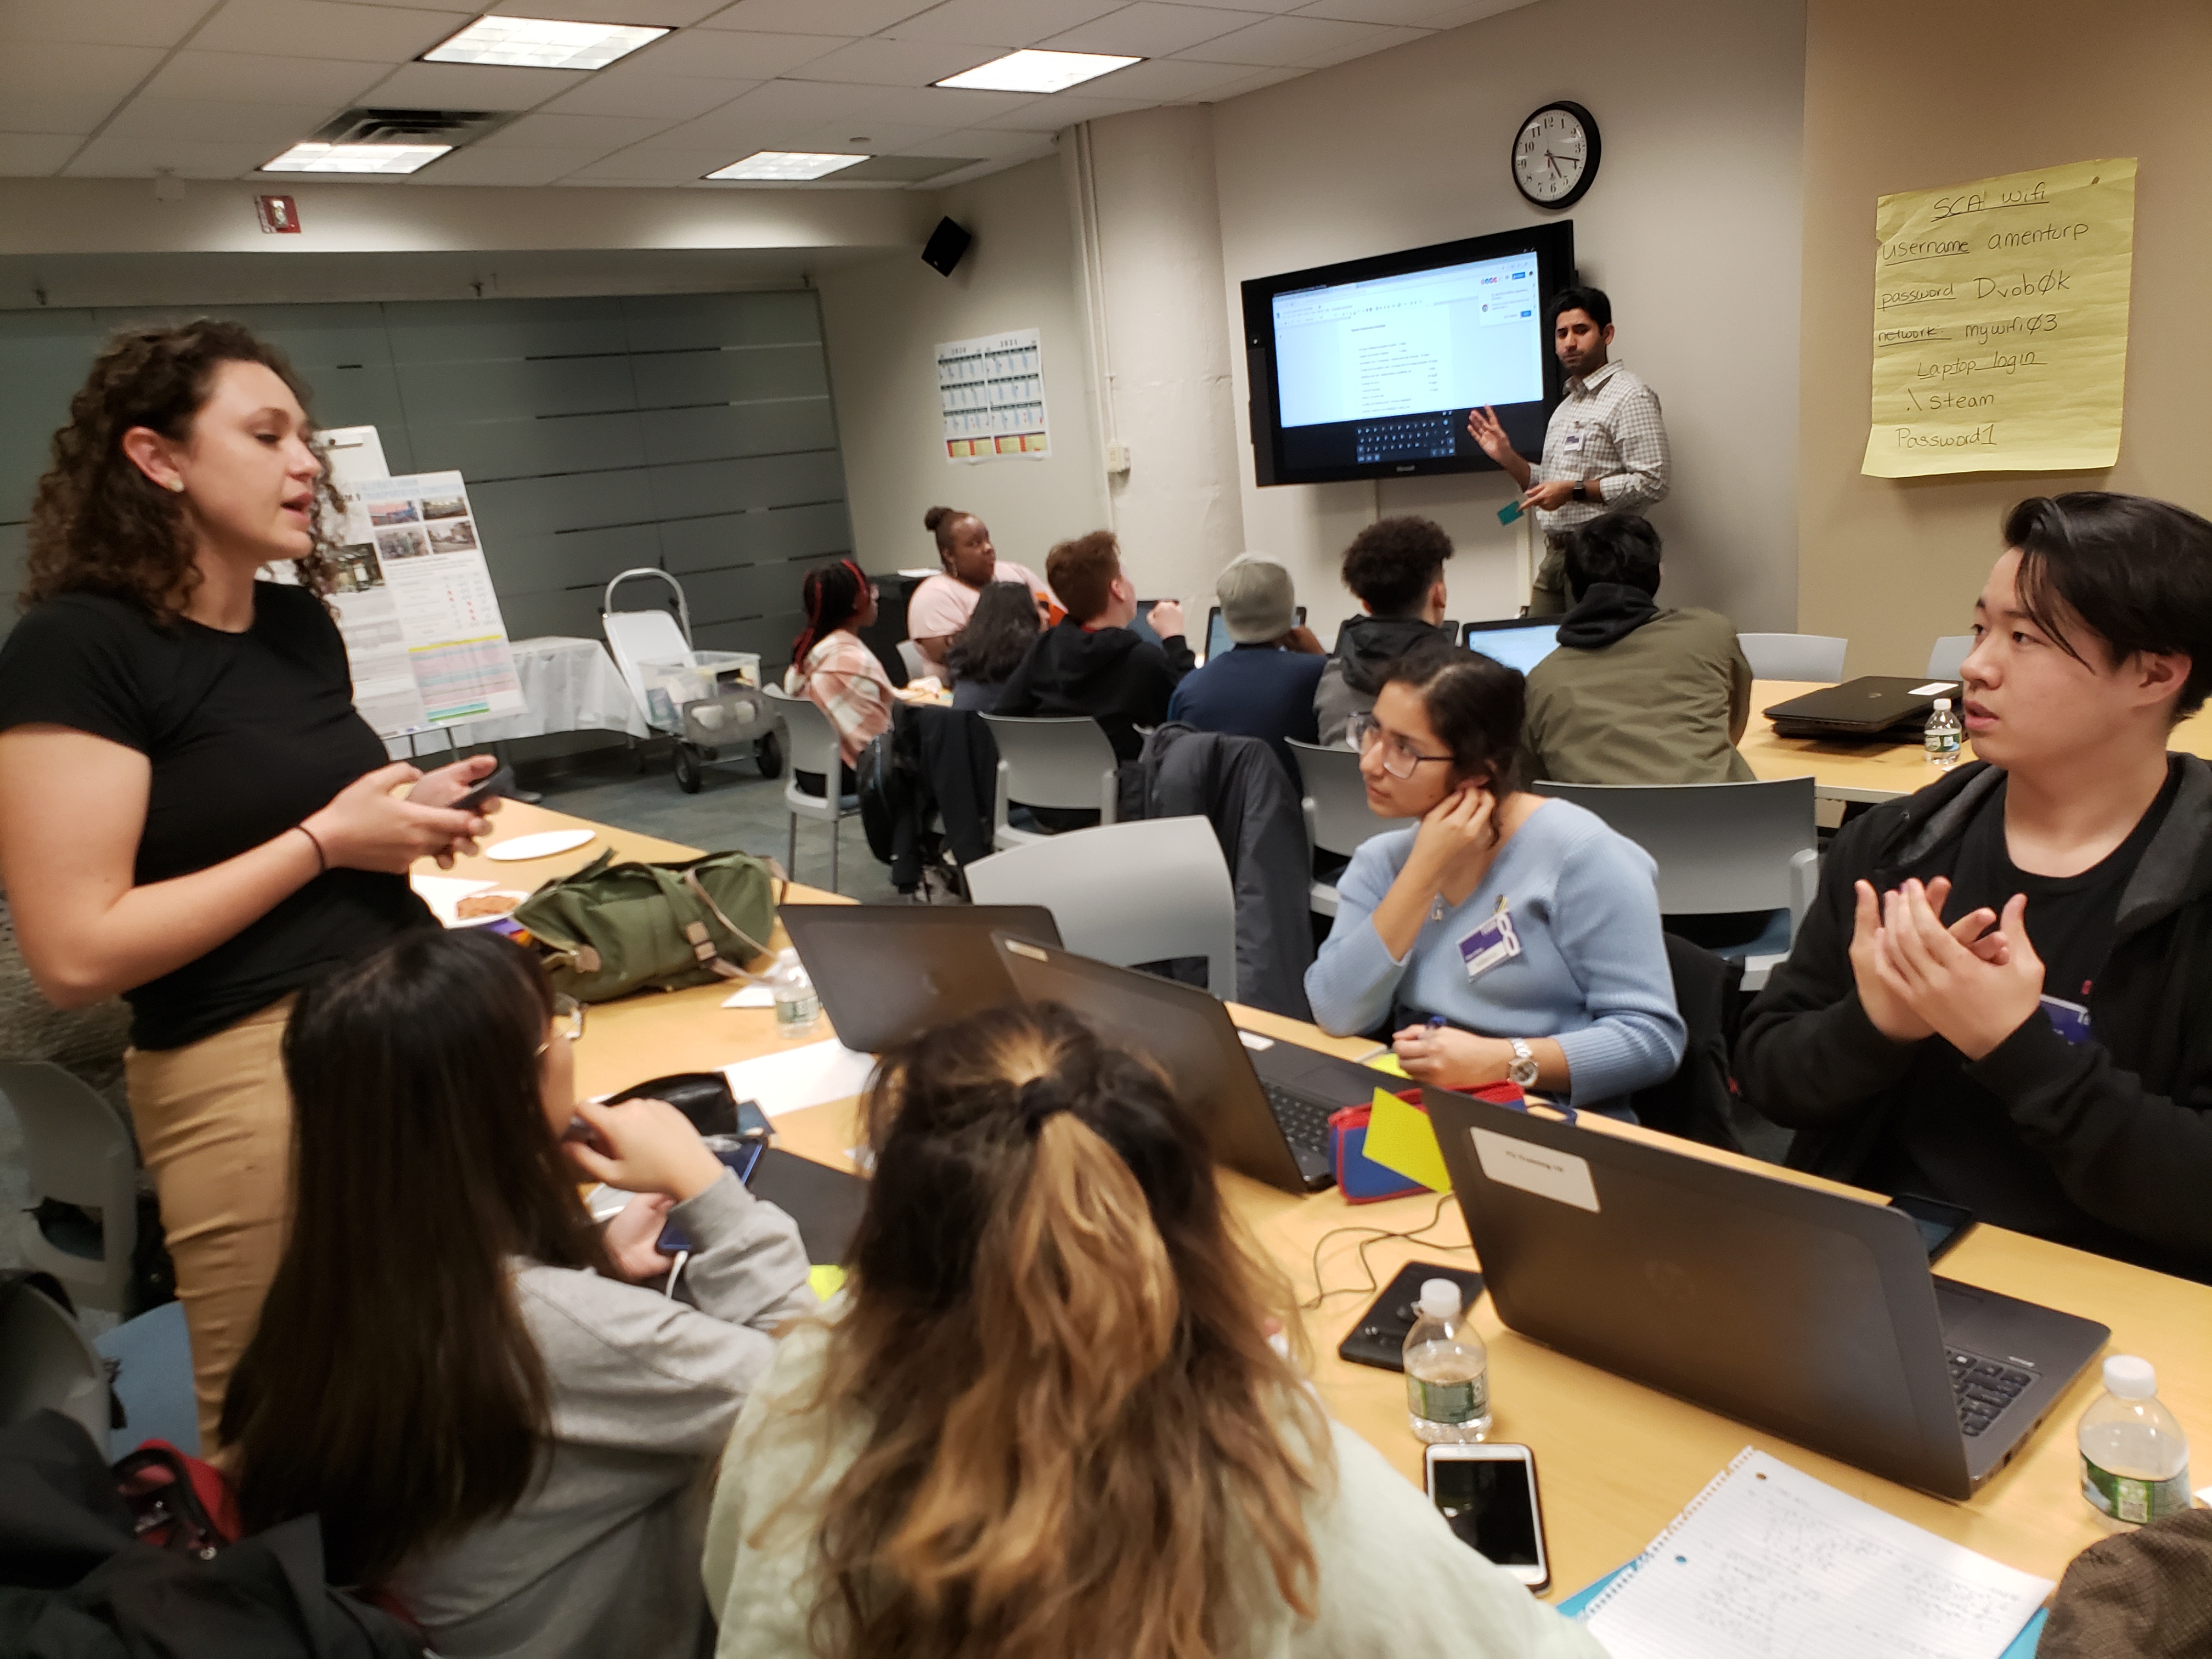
601,568,781,793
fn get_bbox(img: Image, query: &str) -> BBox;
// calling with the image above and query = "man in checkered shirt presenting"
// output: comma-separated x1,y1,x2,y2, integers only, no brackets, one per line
1468,285,1671,617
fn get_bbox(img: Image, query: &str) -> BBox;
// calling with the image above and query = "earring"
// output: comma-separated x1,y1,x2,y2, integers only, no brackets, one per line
166,479,184,493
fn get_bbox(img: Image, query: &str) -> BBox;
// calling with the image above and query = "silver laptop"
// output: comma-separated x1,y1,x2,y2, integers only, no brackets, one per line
1459,616,1562,676
1426,1091,2107,1499
779,904,1061,1054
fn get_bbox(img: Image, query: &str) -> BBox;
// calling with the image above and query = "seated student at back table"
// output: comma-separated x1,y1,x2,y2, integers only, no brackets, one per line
1305,636,1684,1112
703,1001,1607,1659
906,506,1048,675
1737,493,2212,1283
222,928,814,1659
994,529,1192,762
946,579,1041,713
1313,516,1457,746
1520,511,1754,786
785,558,893,791
1165,554,1327,777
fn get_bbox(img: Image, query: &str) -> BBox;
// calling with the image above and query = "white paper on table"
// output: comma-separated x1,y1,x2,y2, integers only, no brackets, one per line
721,1039,877,1117
410,873,497,927
720,984,776,1009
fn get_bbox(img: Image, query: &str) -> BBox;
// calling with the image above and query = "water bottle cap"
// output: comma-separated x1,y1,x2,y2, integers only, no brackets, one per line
1419,1278,1462,1319
2103,1355,2157,1398
1933,697,1951,709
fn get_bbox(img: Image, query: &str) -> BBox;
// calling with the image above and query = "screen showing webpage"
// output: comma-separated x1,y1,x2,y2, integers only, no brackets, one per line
1271,254,1545,430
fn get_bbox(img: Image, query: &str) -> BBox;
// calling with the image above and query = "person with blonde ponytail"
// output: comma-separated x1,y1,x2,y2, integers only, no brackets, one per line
702,1003,1604,1659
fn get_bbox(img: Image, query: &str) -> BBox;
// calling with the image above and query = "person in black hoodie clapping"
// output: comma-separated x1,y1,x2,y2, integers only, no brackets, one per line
995,530,1192,761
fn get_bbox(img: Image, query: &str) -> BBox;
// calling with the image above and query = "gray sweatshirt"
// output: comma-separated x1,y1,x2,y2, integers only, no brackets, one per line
394,1172,816,1659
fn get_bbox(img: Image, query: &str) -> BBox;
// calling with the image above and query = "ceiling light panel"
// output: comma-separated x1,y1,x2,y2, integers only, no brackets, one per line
262,141,452,173
424,16,670,71
706,150,868,180
934,48,1139,93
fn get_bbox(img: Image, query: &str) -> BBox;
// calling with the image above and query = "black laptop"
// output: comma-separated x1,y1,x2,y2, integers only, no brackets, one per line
1426,1092,2107,1499
779,904,1062,1054
992,934,1393,1193
1765,675,1959,737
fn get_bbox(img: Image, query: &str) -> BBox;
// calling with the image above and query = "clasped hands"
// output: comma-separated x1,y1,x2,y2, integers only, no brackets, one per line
1391,1022,1519,1088
1850,874,2045,1060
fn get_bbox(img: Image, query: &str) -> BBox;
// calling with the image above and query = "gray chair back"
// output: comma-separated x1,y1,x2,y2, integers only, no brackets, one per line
1926,635,1973,681
1738,632,1848,682
964,817,1238,999
978,714,1120,847
1,1061,137,1312
1288,738,1412,857
0,1278,110,1448
763,684,845,788
1532,777,1820,923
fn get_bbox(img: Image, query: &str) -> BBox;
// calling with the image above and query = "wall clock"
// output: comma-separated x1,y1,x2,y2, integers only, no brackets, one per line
1513,101,1599,210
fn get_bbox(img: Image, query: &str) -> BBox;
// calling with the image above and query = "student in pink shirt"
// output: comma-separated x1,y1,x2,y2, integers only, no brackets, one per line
906,506,1047,672
783,558,893,789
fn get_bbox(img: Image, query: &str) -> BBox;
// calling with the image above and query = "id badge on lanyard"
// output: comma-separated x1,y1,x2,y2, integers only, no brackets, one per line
1458,900,1522,981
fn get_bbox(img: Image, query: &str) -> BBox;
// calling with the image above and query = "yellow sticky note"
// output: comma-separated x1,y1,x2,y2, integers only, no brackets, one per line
1365,1051,1410,1079
808,1265,847,1301
1360,1086,1452,1194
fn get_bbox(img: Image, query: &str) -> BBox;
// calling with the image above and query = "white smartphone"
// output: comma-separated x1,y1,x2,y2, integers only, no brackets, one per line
1424,1442,1549,1590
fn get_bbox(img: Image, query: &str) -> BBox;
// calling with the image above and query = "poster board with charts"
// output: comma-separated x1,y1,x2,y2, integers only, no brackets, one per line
936,328,1051,461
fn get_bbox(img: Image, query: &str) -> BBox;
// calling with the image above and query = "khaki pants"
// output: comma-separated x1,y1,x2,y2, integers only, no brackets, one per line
125,996,295,1453
1528,534,1573,618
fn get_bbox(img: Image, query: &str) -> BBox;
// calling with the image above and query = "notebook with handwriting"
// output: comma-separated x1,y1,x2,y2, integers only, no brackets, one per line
1579,1448,2052,1659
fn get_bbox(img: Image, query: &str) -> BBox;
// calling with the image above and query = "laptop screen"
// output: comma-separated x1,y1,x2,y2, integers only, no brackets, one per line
1462,619,1561,676
1205,604,1307,661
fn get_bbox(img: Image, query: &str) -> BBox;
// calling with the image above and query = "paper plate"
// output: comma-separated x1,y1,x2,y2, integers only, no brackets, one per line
483,828,596,862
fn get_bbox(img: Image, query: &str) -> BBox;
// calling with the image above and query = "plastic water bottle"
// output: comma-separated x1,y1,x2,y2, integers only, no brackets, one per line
1924,697,1962,770
769,950,820,1039
2078,1356,2191,1525
1404,1278,1491,1443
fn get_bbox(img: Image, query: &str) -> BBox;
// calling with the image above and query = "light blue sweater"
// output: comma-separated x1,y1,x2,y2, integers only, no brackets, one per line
1305,799,1686,1108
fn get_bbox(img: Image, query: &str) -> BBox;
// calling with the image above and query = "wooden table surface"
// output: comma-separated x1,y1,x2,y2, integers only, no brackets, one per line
427,800,2212,1603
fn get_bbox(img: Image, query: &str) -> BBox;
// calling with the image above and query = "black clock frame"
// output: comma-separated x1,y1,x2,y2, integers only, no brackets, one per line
1513,100,1600,211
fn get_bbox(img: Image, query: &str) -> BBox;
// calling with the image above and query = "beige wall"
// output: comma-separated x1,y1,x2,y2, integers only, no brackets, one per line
1212,0,1807,634
1797,0,2212,674
815,155,1109,580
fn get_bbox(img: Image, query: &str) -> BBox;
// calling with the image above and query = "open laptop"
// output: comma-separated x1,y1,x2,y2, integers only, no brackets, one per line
1203,603,1306,662
992,934,1392,1193
1460,617,1562,676
1765,676,1959,738
1425,1092,2107,1499
779,904,1062,1054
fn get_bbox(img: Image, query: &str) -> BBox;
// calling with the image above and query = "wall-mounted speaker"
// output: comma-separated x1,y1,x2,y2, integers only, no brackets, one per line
921,217,972,277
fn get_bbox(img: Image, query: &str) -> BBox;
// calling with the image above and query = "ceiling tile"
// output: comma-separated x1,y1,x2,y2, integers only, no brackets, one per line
411,142,606,181
884,0,1123,48
0,133,82,173
628,29,847,78
63,134,282,177
1300,0,1530,21
695,0,936,34
568,144,736,179
1180,60,1303,97
833,82,1037,122
778,36,997,85
782,119,950,150
100,96,340,145
539,64,759,119
483,0,728,22
191,0,471,62
1074,54,1254,95
974,89,1149,128
354,59,584,107
0,0,214,48
1292,21,1424,65
1174,12,1387,63
1041,2,1270,56
478,109,686,145
679,76,888,126
0,42,167,113
142,50,389,106
888,123,1048,159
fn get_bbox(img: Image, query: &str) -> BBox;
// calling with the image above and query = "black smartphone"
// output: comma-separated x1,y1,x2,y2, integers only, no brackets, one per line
453,761,517,815
656,1140,767,1254
1426,1443,1549,1590
1889,1193,1974,1261
1336,1261,1486,1372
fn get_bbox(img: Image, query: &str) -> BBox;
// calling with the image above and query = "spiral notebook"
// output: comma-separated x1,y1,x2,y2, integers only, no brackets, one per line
1578,1448,2052,1659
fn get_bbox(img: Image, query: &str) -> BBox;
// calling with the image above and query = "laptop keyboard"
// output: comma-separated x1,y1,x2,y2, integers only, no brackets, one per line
1263,1081,1339,1156
1949,1350,2034,1438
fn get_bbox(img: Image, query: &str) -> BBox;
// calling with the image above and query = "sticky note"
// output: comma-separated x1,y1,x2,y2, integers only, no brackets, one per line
1365,1051,1410,1079
1361,1086,1453,1193
808,1265,847,1300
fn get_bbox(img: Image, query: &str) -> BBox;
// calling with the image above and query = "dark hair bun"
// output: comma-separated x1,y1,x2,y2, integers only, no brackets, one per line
923,506,955,533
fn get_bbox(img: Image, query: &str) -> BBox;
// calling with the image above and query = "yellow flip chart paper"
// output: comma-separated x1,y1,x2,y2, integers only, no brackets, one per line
1362,1086,1453,1194
1861,157,2136,477
808,1264,847,1300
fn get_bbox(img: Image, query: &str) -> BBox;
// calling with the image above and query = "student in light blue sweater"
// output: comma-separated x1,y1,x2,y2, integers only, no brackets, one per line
1305,637,1684,1111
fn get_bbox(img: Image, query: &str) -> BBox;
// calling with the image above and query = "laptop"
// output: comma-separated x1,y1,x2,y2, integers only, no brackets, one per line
1425,1092,2107,1499
1765,675,1958,738
1203,603,1306,662
991,934,1392,1193
1460,617,1562,676
778,904,1062,1054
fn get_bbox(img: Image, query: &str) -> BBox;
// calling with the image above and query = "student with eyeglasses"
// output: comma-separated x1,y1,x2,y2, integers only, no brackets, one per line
1305,638,1684,1111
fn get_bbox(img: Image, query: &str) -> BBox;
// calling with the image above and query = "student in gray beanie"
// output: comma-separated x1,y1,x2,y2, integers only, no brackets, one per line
1165,554,1328,778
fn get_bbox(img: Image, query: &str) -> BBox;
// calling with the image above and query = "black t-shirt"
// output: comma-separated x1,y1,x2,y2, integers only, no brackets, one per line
0,585,431,1049
1865,765,2179,1246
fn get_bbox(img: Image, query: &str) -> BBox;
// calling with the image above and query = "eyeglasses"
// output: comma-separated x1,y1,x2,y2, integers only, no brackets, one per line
536,994,585,1057
1347,711,1453,781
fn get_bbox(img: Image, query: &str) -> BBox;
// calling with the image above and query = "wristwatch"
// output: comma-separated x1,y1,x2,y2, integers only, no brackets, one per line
1506,1039,1540,1089
1570,479,1589,503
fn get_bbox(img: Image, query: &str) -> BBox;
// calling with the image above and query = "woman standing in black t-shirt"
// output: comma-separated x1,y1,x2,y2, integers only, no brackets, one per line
0,321,497,1447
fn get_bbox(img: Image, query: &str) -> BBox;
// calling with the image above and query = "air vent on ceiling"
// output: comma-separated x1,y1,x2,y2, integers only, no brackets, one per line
312,108,519,148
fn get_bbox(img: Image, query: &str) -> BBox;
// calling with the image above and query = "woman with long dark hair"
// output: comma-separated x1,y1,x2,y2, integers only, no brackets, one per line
944,578,1041,712
1305,636,1683,1111
223,927,813,1657
0,321,499,1445
703,1002,1604,1659
785,557,894,789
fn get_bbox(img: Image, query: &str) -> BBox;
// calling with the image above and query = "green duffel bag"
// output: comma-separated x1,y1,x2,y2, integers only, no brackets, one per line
510,848,782,1002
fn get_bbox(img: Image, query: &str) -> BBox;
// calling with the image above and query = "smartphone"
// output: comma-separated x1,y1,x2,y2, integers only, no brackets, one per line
453,761,517,815
655,1139,766,1254
1425,1443,1549,1590
1496,499,1525,527
1889,1193,1974,1261
1336,1261,1485,1372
